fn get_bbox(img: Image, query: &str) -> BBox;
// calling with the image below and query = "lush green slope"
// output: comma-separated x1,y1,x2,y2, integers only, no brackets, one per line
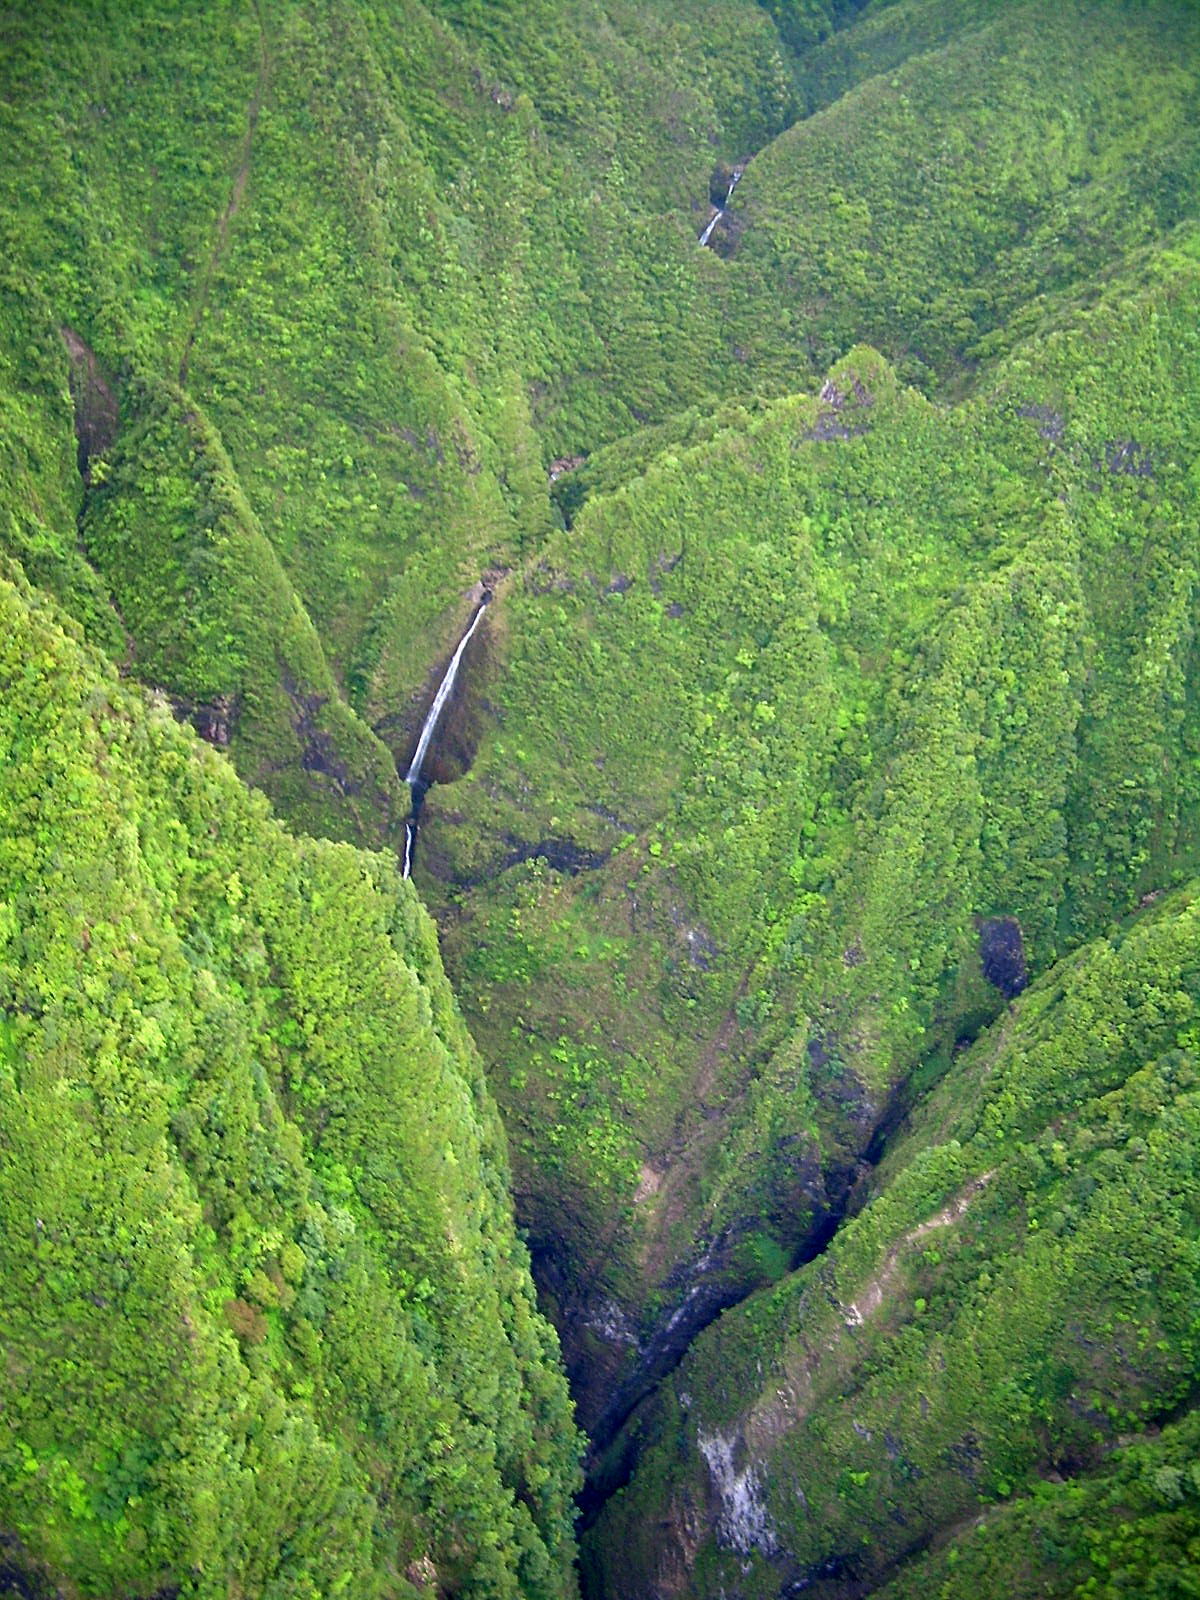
0,277,125,662
79,377,410,845
2,0,1195,843
0,569,580,1597
876,1406,1200,1600
1,1,1199,1595
586,879,1200,1596
421,243,1200,1434
718,0,1200,391
0,0,808,843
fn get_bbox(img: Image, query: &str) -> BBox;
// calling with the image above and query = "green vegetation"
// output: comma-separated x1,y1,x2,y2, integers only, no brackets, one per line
877,1405,1200,1600
426,248,1200,1426
81,377,408,845
723,0,1200,391
587,878,1200,1595
0,0,808,788
0,569,580,1595
1,0,1199,1594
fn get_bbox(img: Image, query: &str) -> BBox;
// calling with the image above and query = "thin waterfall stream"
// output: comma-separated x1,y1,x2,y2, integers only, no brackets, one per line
698,166,742,247
402,597,489,878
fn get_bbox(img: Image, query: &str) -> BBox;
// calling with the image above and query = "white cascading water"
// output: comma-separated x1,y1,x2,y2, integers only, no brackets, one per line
402,599,488,878
698,168,743,248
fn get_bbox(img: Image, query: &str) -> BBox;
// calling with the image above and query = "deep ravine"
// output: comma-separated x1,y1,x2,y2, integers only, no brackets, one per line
580,1147,890,1522
576,1014,994,1528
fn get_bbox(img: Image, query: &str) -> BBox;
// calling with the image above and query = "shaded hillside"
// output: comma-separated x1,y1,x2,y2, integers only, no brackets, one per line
875,1405,1200,1600
586,880,1200,1596
719,0,1200,390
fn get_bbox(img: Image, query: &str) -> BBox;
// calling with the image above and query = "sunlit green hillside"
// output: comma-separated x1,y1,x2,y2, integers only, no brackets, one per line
0,569,580,1595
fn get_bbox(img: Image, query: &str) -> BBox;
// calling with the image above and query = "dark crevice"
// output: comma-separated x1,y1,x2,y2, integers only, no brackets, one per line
499,837,611,876
576,1115,906,1527
61,326,118,486
573,975,1031,1547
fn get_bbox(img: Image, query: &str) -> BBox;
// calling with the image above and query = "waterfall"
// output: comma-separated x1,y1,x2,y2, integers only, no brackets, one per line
402,598,488,879
406,601,488,787
698,167,743,248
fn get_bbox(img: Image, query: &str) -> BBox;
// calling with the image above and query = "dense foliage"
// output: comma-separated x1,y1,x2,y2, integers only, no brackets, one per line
0,568,580,1596
1,1,1198,1596
587,880,1200,1594
426,249,1200,1432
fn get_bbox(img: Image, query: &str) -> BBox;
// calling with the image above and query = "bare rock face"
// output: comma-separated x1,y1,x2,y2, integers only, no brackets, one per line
60,326,118,483
978,914,1028,998
192,694,237,748
549,453,586,484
